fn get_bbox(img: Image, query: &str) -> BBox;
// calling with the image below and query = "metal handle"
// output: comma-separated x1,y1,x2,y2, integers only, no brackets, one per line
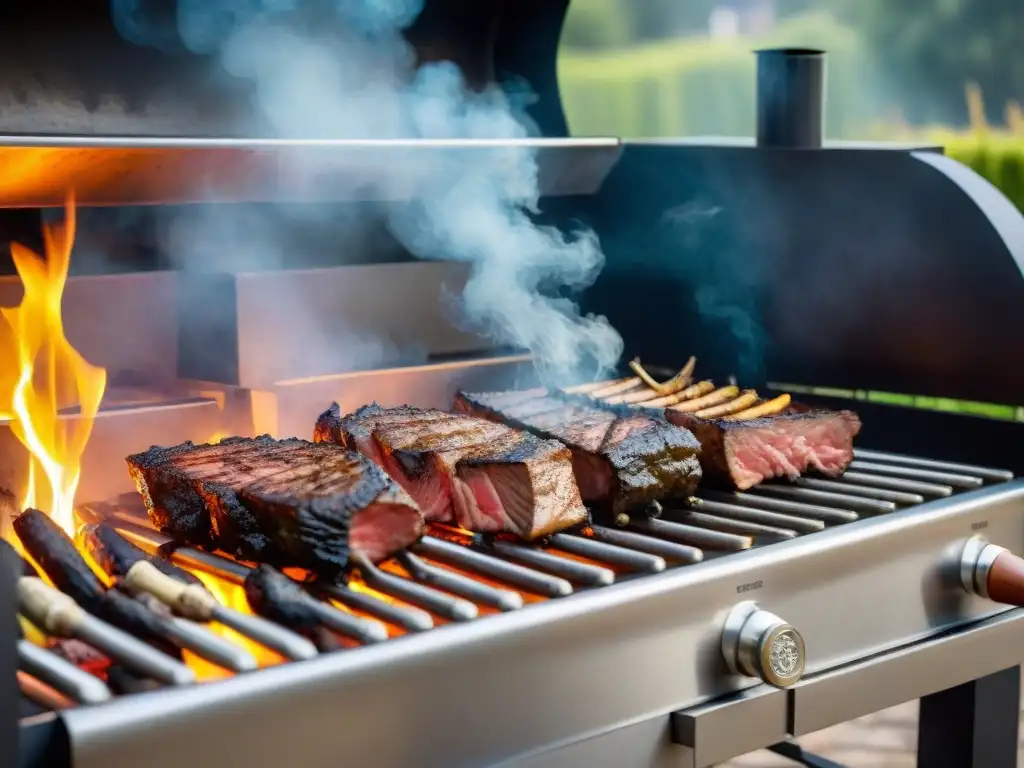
722,601,806,688
960,535,1024,605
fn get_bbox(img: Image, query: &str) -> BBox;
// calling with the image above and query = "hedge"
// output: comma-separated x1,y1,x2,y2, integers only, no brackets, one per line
557,15,1024,211
557,13,871,140
940,133,1024,212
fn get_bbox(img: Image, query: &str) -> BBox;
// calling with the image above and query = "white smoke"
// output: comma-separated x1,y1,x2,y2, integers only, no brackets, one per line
109,0,623,385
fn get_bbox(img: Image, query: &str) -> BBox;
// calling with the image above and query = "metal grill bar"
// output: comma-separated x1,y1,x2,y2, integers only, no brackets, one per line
548,533,666,573
793,477,925,506
854,449,1014,483
17,640,111,705
675,510,798,540
414,537,573,598
588,526,705,563
699,490,859,524
847,460,985,490
688,498,825,534
114,521,433,638
836,471,953,498
488,541,615,587
748,485,897,515
631,518,753,551
353,556,479,622
321,586,434,633
396,551,523,612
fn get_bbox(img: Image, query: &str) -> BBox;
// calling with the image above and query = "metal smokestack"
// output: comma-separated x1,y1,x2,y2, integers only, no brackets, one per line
756,48,825,148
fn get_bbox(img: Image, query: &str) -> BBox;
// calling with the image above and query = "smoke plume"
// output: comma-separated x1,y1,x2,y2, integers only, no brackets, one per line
109,0,623,385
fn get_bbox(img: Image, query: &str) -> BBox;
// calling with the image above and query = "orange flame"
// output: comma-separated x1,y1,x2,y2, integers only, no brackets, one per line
0,195,107,535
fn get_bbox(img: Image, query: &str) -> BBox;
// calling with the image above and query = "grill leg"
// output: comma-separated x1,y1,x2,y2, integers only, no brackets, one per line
767,741,847,768
917,665,1021,768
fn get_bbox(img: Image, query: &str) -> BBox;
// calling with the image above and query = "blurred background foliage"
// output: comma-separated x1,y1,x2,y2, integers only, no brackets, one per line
556,0,1024,210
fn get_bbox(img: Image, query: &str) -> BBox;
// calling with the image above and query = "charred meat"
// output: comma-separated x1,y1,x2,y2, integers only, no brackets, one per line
580,361,862,491
314,402,587,539
666,407,862,490
454,390,702,515
126,435,424,577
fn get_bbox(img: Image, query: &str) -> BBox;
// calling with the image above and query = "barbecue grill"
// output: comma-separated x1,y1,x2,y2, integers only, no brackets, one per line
4,2,1024,768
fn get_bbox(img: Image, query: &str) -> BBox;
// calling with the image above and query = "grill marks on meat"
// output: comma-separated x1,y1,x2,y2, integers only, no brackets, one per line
666,408,862,490
314,403,587,539
126,435,423,576
454,390,702,514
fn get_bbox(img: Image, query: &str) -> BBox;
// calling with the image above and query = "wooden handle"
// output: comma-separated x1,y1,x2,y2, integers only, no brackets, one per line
17,577,84,637
123,561,218,621
986,551,1024,605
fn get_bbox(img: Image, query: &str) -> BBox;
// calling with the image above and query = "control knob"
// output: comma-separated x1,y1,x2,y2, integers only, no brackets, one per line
960,535,1024,605
721,601,805,688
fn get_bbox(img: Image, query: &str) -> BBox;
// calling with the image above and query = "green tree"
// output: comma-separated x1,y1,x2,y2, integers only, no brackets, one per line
840,0,1024,125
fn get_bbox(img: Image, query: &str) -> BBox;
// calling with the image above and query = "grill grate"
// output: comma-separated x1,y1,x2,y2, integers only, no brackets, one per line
16,449,1015,711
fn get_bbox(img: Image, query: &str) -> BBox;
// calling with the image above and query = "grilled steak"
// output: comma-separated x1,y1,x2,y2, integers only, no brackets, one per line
665,407,862,490
454,390,702,514
126,435,423,576
314,402,587,539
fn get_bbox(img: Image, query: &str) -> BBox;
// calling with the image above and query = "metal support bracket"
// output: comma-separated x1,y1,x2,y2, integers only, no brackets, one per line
768,741,848,768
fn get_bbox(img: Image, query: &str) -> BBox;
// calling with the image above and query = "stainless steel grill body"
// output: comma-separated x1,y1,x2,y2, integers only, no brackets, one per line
30,461,1019,768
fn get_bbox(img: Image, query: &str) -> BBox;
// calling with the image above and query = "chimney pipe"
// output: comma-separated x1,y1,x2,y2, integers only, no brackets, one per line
755,48,825,149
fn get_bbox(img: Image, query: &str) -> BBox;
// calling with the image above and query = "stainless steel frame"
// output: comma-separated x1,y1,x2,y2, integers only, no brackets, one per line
51,481,1024,768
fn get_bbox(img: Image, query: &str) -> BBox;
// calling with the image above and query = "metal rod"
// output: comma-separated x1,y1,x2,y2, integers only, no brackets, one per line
320,585,434,633
355,556,478,622
118,521,389,646
676,510,797,540
549,533,666,573
112,524,251,583
699,490,858,524
209,606,321,659
632,518,752,551
17,640,111,705
847,460,985,490
589,526,704,563
414,537,572,598
854,449,1014,483
17,671,76,711
749,485,896,515
396,551,522,612
689,498,824,534
839,471,953,499
794,477,925,506
488,541,615,587
160,615,258,673
300,600,391,643
74,612,195,686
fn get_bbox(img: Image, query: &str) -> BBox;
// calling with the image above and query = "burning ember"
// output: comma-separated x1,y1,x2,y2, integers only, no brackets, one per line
0,195,107,535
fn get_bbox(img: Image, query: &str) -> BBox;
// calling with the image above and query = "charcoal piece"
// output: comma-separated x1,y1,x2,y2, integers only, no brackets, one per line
244,564,340,652
13,510,105,605
81,523,202,586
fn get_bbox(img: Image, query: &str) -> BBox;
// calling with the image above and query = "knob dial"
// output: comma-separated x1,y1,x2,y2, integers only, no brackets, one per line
960,535,1024,605
721,601,806,688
